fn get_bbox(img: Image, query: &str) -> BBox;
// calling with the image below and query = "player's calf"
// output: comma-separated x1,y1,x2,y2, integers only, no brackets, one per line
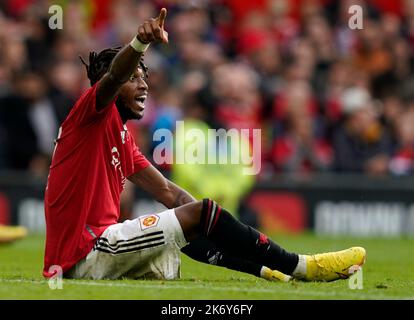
198,199,299,275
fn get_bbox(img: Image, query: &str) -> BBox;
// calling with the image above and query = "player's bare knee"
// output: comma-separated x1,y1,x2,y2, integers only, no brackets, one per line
174,200,203,241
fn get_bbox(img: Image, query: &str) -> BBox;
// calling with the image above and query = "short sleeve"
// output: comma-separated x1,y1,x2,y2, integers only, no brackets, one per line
131,138,151,173
68,81,115,126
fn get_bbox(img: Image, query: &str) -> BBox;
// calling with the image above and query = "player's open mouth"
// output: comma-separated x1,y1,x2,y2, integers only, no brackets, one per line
134,95,147,109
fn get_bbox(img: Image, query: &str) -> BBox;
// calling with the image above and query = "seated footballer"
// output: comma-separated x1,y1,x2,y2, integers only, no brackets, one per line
43,8,366,282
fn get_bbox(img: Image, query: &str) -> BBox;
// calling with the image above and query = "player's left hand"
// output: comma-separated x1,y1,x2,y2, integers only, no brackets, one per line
137,8,169,44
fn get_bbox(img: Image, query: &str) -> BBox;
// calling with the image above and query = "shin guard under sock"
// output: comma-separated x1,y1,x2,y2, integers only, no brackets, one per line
181,237,262,277
200,199,299,275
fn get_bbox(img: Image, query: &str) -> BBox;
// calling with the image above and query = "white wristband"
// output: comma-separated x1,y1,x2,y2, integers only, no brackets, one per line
130,37,150,53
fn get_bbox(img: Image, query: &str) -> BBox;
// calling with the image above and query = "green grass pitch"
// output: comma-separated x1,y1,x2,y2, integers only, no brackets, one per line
0,233,413,300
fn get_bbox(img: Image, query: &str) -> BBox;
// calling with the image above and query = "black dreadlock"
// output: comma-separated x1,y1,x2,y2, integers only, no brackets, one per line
79,46,148,86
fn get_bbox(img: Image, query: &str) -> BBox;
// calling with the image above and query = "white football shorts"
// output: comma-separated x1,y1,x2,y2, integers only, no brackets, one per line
65,209,188,280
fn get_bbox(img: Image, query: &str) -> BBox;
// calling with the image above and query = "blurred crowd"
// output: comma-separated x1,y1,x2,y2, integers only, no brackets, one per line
2,0,414,180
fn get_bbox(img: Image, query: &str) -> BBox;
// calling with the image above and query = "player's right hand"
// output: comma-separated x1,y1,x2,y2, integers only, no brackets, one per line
137,8,169,44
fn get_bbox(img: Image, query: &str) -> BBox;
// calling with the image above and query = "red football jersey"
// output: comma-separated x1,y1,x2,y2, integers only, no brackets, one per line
43,82,150,277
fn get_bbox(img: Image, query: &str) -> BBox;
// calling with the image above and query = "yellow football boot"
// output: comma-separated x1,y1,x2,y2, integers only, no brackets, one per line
0,225,28,243
261,266,292,282
304,247,366,282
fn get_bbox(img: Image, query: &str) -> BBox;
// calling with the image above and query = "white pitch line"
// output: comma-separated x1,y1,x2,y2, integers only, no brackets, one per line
1,278,412,300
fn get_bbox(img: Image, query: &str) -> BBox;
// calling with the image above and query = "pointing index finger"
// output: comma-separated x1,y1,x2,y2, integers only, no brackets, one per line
157,8,167,28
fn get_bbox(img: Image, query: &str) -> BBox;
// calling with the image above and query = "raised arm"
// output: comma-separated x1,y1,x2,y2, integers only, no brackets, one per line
96,8,168,111
128,165,196,209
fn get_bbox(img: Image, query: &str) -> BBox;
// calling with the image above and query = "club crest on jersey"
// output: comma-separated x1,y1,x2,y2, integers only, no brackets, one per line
139,214,160,230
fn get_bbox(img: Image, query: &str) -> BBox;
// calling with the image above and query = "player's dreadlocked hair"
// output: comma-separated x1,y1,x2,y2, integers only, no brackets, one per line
79,46,148,86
